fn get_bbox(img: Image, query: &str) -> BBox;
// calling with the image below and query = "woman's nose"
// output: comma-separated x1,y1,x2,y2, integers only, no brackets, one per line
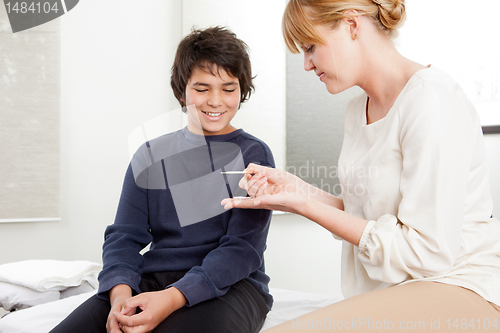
304,53,315,72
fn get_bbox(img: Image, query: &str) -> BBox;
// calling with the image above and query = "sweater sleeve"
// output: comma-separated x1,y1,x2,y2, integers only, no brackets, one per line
97,163,153,300
170,140,275,307
357,78,479,283
170,208,272,307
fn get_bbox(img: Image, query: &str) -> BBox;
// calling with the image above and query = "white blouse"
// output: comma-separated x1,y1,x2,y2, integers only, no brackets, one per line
338,66,500,306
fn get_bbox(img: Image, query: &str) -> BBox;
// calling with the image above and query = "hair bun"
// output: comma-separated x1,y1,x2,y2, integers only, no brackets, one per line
375,0,406,32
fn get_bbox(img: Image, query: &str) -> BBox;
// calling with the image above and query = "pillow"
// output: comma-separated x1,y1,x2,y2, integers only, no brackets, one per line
0,260,101,291
0,282,60,311
60,281,95,299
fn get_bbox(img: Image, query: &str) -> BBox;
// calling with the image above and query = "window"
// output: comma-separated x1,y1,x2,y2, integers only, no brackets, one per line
0,6,60,223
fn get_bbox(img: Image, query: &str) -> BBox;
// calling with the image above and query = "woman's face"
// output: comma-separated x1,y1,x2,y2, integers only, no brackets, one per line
301,23,357,95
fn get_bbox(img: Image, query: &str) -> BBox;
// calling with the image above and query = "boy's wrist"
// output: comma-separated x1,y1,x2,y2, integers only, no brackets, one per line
109,284,132,305
163,286,188,310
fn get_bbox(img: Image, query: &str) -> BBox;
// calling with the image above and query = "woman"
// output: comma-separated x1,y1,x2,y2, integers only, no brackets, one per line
222,0,500,331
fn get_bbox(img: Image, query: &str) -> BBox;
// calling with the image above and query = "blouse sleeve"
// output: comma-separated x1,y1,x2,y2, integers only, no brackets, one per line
357,78,480,283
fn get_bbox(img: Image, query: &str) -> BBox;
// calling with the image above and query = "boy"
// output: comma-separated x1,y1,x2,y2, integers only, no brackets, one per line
50,26,274,333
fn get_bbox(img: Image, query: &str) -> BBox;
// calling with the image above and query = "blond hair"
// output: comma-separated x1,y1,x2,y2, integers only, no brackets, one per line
282,0,406,53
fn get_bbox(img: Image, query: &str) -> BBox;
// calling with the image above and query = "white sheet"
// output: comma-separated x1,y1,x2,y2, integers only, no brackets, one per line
0,282,60,312
0,288,343,332
260,288,343,331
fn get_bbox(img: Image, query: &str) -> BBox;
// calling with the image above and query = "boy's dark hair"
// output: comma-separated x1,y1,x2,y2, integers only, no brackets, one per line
171,26,255,107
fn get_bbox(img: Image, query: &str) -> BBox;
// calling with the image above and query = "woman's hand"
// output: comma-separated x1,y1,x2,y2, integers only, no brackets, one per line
221,163,309,214
113,287,187,333
222,163,364,245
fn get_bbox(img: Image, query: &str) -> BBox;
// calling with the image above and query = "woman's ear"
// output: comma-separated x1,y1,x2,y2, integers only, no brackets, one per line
342,10,360,40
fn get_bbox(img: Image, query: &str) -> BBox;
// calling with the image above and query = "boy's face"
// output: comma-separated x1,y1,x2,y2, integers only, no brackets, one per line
184,66,241,136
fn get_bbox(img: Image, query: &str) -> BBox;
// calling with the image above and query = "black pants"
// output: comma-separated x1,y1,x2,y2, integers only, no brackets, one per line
49,271,269,333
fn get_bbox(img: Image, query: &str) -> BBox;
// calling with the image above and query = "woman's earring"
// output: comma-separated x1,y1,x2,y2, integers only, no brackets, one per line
352,35,357,40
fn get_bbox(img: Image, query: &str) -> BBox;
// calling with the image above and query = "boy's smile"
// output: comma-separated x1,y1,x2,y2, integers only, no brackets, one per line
201,111,225,120
185,66,241,136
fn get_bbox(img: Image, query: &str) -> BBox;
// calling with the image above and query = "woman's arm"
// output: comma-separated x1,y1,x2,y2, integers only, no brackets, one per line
223,163,362,245
299,198,366,246
289,175,344,210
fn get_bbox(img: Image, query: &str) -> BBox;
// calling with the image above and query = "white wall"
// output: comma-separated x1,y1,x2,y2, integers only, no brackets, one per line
266,213,343,297
398,0,500,127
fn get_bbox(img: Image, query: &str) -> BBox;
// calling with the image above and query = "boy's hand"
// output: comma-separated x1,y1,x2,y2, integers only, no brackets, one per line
107,284,133,333
108,297,132,333
114,287,187,333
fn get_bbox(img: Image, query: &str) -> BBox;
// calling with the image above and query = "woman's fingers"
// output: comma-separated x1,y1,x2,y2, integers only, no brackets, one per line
245,163,267,174
221,197,262,210
222,194,289,213
238,172,251,189
255,180,269,197
245,175,268,197
237,170,266,195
